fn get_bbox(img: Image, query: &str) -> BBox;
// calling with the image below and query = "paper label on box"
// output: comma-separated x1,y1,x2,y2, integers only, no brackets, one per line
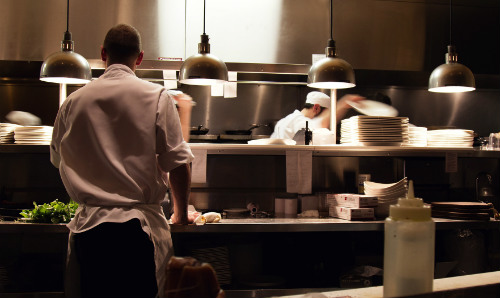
329,206,374,220
327,193,378,208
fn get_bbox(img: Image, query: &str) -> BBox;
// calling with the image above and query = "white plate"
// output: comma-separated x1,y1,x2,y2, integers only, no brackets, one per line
364,178,407,191
345,142,404,146
351,115,404,121
364,187,407,197
427,144,473,148
427,129,473,134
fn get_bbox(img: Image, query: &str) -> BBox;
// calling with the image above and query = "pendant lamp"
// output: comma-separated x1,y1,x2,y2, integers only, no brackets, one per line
40,0,91,84
428,0,475,93
307,0,355,89
179,0,228,86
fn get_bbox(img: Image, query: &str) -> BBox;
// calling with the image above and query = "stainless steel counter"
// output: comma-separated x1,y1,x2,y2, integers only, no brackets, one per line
169,218,500,233
255,271,500,298
2,218,499,234
1,219,498,298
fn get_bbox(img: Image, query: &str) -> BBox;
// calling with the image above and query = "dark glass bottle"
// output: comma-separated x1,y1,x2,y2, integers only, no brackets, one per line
305,121,312,145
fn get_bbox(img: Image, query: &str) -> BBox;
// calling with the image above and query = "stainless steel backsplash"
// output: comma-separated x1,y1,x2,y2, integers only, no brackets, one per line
0,0,498,72
0,0,499,135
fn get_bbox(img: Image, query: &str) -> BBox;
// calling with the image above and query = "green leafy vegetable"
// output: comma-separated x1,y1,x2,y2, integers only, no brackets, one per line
20,199,78,224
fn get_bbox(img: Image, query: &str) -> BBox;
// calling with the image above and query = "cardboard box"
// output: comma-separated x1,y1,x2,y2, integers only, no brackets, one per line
326,193,350,206
326,193,378,208
329,206,375,220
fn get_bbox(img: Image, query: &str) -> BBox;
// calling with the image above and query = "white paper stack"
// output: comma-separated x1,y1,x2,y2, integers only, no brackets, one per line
340,116,409,146
14,126,53,145
427,129,474,148
0,123,20,144
363,177,408,217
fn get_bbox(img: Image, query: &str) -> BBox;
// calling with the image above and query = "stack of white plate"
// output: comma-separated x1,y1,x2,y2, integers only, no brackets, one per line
14,126,53,145
427,129,474,148
364,177,408,217
406,126,427,147
345,99,399,117
0,123,20,144
340,116,409,146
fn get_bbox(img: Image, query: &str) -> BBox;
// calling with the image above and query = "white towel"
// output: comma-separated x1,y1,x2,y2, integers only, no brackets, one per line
286,150,312,194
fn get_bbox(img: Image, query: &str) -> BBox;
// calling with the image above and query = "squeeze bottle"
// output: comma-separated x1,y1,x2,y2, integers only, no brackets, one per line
383,180,435,297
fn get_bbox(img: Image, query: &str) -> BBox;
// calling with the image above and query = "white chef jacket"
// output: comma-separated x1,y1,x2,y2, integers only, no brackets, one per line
50,64,194,296
270,110,323,139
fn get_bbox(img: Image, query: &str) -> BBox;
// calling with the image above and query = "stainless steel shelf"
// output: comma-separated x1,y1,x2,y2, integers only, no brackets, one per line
0,222,69,233
188,144,500,158
88,59,311,74
1,218,498,234
0,144,49,153
3,143,500,158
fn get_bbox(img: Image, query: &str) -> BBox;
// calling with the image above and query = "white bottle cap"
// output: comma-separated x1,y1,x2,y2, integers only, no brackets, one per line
389,180,431,221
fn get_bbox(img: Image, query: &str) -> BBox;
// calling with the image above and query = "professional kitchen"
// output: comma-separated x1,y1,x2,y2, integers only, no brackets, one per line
0,0,499,298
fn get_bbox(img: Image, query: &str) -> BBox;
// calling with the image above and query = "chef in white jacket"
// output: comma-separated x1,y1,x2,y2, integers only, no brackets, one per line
271,91,364,140
50,24,194,298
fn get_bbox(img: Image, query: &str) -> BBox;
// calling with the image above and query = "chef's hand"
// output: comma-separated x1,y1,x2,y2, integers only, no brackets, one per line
337,94,365,119
174,93,194,111
173,93,194,141
170,211,200,225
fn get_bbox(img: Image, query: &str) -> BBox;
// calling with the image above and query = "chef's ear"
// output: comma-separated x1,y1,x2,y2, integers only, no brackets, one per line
313,104,322,115
136,51,144,66
101,46,107,62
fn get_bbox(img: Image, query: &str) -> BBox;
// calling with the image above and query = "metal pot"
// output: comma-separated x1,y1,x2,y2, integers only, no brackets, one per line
190,125,209,135
225,124,263,135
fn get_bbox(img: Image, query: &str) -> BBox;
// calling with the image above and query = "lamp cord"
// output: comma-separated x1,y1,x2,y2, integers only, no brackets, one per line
66,0,70,33
203,0,206,34
330,0,333,40
449,0,452,45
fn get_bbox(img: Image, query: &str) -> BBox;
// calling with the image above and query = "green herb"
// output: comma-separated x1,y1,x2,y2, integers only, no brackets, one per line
20,199,78,224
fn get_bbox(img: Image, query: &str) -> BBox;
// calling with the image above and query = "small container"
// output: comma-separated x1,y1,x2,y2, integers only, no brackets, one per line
246,202,259,213
383,181,435,298
312,128,335,145
488,133,500,150
274,198,287,218
316,192,330,217
284,198,298,218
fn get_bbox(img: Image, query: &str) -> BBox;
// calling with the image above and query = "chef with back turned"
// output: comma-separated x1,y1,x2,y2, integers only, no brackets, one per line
270,91,364,140
50,24,195,298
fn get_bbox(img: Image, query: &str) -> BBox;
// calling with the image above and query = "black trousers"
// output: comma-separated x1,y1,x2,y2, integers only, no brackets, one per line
73,219,158,298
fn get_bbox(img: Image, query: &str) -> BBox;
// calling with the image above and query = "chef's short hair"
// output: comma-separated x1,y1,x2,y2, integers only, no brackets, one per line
103,24,142,62
303,103,326,114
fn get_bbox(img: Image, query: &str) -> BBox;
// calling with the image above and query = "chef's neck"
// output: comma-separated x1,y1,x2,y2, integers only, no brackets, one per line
103,50,144,72
301,108,315,119
301,104,322,119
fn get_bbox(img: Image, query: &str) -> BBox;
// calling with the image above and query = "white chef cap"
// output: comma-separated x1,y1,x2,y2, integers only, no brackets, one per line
306,91,330,108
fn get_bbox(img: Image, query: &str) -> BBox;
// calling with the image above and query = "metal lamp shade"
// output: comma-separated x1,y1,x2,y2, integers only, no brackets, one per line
428,62,475,93
179,53,228,86
40,50,92,84
307,56,356,89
